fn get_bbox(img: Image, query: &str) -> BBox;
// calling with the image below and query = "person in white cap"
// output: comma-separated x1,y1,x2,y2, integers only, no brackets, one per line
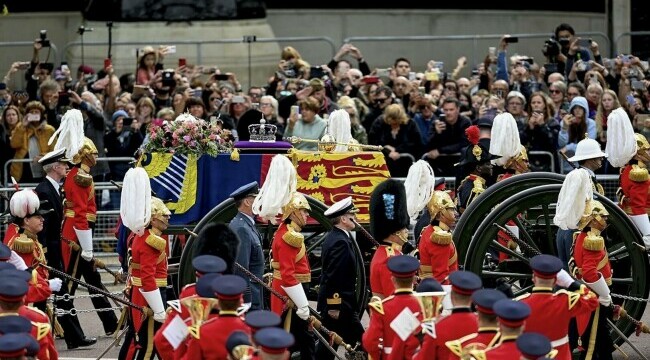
556,136,607,268
605,108,650,249
315,196,364,359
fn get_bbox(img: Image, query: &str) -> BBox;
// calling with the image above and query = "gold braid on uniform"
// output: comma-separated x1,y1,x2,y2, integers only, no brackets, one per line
74,165,93,187
282,222,304,248
10,233,35,254
630,163,649,182
467,176,486,205
582,230,604,251
431,223,452,245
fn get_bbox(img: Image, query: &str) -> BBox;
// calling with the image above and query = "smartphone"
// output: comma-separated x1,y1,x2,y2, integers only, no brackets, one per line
17,62,31,70
361,76,380,84
132,85,148,97
504,37,519,43
425,71,439,82
408,72,416,81
58,92,70,107
631,80,645,91
60,63,69,72
232,95,245,103
178,58,186,67
376,68,390,78
626,94,636,106
122,117,134,127
290,105,300,117
192,89,203,98
166,45,177,54
309,66,326,79
213,74,229,81
488,47,496,57
104,58,112,69
577,38,592,47
622,55,632,65
485,108,498,118
418,86,426,95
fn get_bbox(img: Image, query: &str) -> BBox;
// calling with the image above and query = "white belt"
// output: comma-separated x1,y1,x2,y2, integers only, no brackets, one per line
551,335,569,347
383,347,392,354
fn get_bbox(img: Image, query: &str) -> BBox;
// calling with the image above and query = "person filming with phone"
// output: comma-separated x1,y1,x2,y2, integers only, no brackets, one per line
424,98,471,175
559,96,597,173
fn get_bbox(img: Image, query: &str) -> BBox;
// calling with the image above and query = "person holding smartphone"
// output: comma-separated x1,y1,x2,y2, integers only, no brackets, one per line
136,46,165,86
9,101,54,182
559,96,597,173
520,92,561,172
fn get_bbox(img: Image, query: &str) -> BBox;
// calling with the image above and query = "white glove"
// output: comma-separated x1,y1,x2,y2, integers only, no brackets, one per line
505,224,520,239
643,235,650,251
630,215,650,249
237,302,252,316
140,288,167,323
283,284,310,321
585,274,611,307
48,278,63,292
599,294,613,307
74,227,94,261
556,269,574,288
441,284,453,315
8,251,28,270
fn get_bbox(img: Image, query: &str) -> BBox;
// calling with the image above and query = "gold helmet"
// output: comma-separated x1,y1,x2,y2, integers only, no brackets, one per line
505,146,529,174
281,192,311,221
427,190,455,220
72,137,99,165
577,199,609,230
151,197,171,218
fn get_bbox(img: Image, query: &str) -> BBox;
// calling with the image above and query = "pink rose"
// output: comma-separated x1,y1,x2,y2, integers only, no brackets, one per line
183,135,191,142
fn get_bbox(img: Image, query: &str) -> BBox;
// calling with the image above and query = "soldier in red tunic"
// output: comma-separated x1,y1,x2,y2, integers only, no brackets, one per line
119,167,172,360
520,254,599,360
446,288,507,360
154,255,226,360
516,333,556,360
0,276,57,360
469,299,531,360
252,327,295,360
49,109,118,335
183,274,252,360
414,270,482,360
368,179,412,299
362,255,423,360
252,154,314,359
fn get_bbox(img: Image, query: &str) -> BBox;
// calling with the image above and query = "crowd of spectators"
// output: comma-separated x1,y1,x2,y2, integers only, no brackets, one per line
1,23,650,191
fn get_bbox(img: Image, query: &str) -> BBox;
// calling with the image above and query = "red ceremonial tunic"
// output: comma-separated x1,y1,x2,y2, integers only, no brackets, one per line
129,228,168,332
495,173,520,262
520,287,599,360
17,306,57,360
369,244,402,298
270,223,311,316
362,289,423,360
182,311,251,360
414,308,478,360
7,232,52,303
154,283,198,360
418,224,458,284
481,336,520,360
61,166,97,270
572,231,611,285
618,162,650,215
2,223,18,245
445,327,500,360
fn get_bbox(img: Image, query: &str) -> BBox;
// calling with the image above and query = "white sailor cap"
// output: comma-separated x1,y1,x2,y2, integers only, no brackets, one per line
38,148,69,166
324,196,359,219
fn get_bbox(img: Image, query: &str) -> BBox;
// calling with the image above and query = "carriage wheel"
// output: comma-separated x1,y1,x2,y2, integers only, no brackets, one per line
462,184,650,343
453,172,565,258
177,195,369,315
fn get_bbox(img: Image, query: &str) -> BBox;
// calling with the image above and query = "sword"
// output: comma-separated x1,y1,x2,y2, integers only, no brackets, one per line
95,326,128,360
93,258,125,284
37,263,149,314
351,219,380,247
606,319,648,360
312,323,346,360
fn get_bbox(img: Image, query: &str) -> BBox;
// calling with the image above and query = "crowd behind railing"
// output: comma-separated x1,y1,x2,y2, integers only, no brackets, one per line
1,22,649,188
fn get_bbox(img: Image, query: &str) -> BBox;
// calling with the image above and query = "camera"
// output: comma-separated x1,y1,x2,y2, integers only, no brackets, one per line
162,70,175,87
309,66,327,80
122,117,134,127
542,38,560,58
37,30,51,48
282,63,297,79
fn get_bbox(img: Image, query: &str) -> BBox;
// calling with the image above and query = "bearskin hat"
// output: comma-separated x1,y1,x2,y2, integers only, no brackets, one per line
192,223,240,274
369,179,410,243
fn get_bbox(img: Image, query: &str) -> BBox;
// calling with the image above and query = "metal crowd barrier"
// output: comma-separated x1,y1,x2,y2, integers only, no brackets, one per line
420,150,555,174
614,31,650,57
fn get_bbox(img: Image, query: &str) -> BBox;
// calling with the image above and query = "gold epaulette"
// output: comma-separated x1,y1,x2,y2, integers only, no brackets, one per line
445,333,478,357
431,226,452,245
32,321,51,341
188,324,200,339
145,234,166,252
282,225,304,248
368,296,385,315
583,234,604,251
74,170,93,187
10,234,34,254
555,289,581,310
472,177,486,195
630,164,649,182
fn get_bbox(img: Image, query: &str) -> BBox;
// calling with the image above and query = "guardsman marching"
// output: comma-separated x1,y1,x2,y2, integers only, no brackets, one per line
446,288,507,360
316,196,364,360
119,167,172,360
519,254,598,360
49,109,118,335
414,270,482,360
0,276,56,360
252,154,314,359
455,125,499,214
183,274,252,360
605,108,650,249
362,255,423,360
368,179,412,299
252,327,296,360
469,299,531,360
154,255,227,360
5,189,58,305
516,333,556,360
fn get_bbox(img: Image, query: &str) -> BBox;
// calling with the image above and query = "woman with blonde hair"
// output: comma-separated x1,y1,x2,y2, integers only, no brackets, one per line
279,46,311,80
337,96,368,144
136,96,156,137
369,104,422,176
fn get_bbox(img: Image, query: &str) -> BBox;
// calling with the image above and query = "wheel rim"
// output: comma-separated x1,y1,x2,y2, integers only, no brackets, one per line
463,184,650,343
454,172,565,258
178,196,369,315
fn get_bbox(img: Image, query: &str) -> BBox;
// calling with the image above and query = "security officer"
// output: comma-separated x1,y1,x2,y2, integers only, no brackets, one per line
455,125,499,214
154,255,227,360
252,327,296,359
415,270,482,360
516,333,556,360
316,196,364,360
446,288,507,360
362,255,423,360
520,254,598,360
119,167,172,360
368,179,411,299
51,109,118,335
229,181,265,311
469,299,531,360
184,274,252,360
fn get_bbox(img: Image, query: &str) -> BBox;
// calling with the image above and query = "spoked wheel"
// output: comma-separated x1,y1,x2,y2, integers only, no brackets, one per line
463,184,650,344
177,195,369,315
454,172,565,259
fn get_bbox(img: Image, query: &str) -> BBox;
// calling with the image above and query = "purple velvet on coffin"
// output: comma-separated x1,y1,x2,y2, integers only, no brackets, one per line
235,141,293,149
